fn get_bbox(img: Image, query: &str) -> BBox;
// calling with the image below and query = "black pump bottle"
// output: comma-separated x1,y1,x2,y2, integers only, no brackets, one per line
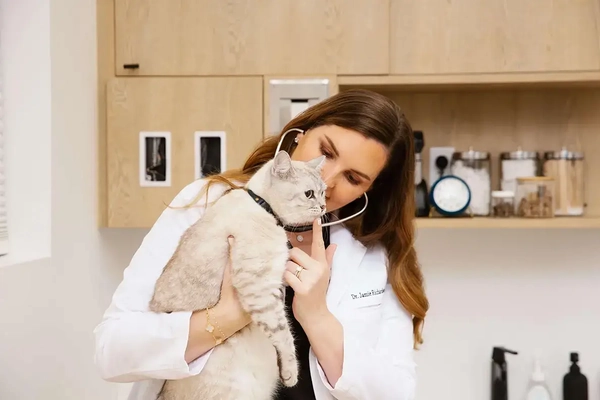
491,346,518,400
563,352,588,400
413,130,430,217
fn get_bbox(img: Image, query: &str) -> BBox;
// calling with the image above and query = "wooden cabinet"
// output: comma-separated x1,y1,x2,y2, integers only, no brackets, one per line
106,77,263,228
115,0,389,76
98,0,600,229
390,0,600,74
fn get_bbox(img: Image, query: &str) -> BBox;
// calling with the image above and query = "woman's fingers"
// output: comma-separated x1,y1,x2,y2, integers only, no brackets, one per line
285,260,315,294
288,247,316,270
285,260,302,275
310,218,327,264
284,271,302,291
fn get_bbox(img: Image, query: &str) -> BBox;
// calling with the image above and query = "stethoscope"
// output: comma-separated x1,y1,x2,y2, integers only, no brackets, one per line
274,128,369,231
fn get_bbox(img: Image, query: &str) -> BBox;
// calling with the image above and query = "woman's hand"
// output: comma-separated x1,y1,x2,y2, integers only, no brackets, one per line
284,219,337,325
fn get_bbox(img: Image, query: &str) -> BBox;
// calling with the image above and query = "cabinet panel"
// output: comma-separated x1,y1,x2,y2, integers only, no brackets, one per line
115,0,388,76
106,77,263,228
390,0,600,74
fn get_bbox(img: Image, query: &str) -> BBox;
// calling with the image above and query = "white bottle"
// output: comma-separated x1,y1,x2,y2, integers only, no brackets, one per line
524,356,553,400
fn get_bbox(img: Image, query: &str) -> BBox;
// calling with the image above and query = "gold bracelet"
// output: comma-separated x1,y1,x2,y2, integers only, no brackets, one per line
205,307,226,346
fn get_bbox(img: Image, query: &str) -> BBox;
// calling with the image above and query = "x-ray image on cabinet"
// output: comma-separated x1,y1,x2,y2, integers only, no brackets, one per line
139,131,171,187
195,131,227,179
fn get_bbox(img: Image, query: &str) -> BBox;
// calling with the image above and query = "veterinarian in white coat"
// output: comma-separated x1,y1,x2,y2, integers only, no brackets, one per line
94,89,429,400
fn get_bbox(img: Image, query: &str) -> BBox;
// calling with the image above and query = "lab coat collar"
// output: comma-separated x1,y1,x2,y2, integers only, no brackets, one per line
326,224,367,311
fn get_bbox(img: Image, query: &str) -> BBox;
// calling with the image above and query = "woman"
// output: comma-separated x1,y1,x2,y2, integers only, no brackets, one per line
94,89,429,400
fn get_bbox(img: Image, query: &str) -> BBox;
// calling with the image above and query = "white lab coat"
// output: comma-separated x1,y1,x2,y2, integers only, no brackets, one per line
94,179,417,400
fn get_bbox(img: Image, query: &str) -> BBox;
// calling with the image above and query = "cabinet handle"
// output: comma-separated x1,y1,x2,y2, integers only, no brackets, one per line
123,63,139,69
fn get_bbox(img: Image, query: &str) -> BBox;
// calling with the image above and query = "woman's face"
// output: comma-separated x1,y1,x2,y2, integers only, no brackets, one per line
291,125,388,213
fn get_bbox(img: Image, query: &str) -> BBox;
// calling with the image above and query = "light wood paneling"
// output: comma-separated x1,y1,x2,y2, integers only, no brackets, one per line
338,71,600,91
106,77,263,228
390,0,600,74
97,0,115,227
376,88,600,218
115,0,389,76
417,217,600,229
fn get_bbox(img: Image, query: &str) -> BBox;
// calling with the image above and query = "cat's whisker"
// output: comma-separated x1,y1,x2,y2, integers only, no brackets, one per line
323,213,342,223
276,211,318,224
275,210,306,219
275,209,326,228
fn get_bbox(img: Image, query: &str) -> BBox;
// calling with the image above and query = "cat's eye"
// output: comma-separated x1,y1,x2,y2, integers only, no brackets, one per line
305,190,314,198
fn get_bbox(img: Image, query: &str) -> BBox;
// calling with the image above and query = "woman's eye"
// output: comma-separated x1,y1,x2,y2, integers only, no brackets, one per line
346,174,360,185
305,190,314,198
320,146,333,158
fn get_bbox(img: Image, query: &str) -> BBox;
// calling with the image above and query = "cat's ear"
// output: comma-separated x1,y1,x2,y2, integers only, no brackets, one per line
306,155,326,171
272,151,295,179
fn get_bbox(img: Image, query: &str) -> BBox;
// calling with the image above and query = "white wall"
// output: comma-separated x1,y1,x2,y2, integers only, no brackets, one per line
0,0,144,399
0,1,598,400
0,0,51,267
415,229,599,400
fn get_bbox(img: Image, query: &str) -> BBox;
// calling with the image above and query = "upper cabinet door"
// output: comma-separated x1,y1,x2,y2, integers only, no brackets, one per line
390,0,600,74
106,77,263,228
115,0,389,76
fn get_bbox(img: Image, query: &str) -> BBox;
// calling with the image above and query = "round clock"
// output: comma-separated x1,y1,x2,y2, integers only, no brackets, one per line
429,175,471,216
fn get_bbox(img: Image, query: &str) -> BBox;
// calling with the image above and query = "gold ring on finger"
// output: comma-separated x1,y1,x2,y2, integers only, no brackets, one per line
295,266,304,279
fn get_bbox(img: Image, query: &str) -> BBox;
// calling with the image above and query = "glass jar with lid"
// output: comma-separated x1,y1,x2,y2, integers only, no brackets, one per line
515,176,555,218
542,147,585,216
491,190,515,218
500,147,540,194
451,147,491,216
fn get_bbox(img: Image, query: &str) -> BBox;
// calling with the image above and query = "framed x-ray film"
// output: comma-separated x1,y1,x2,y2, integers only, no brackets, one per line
139,131,171,187
194,131,227,179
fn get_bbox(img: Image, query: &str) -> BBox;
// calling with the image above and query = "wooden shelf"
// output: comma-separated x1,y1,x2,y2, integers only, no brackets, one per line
338,71,600,91
350,85,600,231
416,217,600,229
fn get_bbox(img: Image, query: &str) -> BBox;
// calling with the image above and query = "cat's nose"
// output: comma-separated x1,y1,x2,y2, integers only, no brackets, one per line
321,205,326,211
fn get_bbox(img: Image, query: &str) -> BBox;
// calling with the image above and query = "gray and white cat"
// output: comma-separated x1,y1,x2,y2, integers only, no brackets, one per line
149,150,327,400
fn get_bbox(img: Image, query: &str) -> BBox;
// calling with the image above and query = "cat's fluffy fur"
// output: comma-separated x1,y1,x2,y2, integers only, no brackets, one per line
149,151,328,400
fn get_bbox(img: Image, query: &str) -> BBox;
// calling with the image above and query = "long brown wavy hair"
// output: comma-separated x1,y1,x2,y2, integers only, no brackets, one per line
194,89,428,348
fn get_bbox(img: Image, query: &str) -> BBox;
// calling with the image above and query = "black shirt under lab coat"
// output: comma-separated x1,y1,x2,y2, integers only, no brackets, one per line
274,225,331,400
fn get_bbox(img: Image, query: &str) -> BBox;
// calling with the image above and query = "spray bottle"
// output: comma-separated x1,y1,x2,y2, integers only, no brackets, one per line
523,354,552,400
492,346,518,400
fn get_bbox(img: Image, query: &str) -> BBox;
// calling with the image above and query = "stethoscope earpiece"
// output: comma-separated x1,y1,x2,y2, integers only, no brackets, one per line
275,128,304,154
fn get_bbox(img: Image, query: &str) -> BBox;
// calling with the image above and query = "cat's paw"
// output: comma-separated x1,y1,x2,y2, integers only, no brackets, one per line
280,361,299,387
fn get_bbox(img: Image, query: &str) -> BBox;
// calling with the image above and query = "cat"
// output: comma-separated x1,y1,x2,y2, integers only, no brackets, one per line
149,150,328,400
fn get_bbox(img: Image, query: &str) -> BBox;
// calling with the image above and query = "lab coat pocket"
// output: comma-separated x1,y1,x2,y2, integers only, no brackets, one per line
342,283,386,340
345,278,387,324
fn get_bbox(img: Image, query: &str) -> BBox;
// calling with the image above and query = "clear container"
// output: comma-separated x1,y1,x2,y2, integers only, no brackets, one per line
451,147,491,216
542,148,585,216
500,147,540,194
515,177,555,218
491,190,515,218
